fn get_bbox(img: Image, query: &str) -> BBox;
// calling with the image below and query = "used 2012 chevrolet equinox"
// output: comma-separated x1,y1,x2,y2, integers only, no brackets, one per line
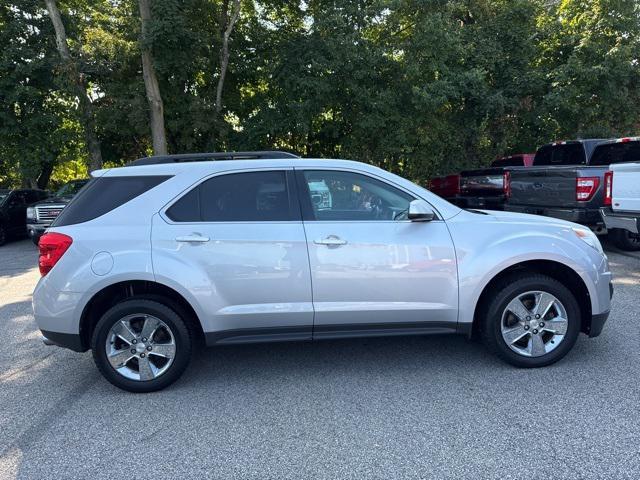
33,152,613,392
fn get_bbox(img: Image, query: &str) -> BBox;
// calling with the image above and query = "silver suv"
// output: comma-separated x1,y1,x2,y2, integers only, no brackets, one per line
33,152,613,392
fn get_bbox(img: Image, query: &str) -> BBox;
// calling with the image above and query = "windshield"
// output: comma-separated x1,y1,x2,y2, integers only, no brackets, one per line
534,144,585,166
0,192,8,203
55,180,89,197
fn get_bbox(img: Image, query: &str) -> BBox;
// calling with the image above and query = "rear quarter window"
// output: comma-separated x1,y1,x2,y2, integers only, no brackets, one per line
589,141,640,166
52,175,171,227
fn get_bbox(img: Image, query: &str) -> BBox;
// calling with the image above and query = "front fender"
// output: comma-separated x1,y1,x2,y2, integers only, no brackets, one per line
448,216,606,327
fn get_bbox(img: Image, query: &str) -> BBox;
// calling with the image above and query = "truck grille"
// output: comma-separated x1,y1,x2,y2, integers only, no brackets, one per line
36,205,66,223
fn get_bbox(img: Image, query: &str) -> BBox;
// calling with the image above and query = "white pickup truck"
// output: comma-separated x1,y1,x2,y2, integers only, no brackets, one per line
601,160,640,251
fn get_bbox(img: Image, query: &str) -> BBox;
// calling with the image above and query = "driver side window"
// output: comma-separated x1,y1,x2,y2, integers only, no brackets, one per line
299,170,414,221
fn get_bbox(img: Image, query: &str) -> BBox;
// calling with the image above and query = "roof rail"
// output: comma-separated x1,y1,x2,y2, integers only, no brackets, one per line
127,150,299,166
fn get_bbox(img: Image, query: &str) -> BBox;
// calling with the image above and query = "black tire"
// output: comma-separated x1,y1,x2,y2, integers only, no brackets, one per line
609,228,640,251
0,224,7,246
91,299,193,392
481,273,581,368
31,234,41,246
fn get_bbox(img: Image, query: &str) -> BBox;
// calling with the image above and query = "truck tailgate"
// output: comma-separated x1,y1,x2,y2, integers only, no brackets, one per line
611,162,640,212
459,167,505,197
509,166,580,207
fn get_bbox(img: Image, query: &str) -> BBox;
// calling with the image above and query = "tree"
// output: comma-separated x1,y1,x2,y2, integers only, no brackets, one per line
215,0,242,114
138,0,167,154
44,0,103,171
0,0,79,188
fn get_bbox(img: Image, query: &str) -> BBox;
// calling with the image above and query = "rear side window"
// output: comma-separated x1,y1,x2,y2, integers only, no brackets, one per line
53,176,170,226
491,157,523,167
166,171,297,222
534,144,585,166
589,141,640,166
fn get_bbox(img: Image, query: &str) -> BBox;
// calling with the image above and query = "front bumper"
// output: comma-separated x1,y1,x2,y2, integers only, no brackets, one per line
588,311,610,338
26,223,48,238
600,207,640,234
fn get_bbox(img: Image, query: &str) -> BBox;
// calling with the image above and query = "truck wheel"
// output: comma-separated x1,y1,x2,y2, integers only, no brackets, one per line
91,299,193,393
0,224,7,246
481,274,580,368
609,228,640,251
31,234,41,246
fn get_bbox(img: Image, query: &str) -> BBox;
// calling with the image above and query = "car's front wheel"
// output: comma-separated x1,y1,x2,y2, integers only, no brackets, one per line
481,274,580,368
91,299,193,392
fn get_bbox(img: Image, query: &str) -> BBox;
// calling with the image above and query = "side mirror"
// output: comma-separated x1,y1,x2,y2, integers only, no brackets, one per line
408,199,436,222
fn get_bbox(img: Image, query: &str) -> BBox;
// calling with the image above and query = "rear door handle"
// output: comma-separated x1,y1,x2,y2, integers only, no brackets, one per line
314,235,347,246
176,234,210,243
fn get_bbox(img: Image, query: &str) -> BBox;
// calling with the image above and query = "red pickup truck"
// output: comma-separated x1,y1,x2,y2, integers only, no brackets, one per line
429,154,534,209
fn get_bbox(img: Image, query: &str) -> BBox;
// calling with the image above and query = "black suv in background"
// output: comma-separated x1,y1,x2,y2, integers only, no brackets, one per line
26,179,89,244
0,189,49,246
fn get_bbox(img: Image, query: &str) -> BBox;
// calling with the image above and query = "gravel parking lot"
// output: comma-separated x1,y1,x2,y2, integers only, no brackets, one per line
0,239,639,479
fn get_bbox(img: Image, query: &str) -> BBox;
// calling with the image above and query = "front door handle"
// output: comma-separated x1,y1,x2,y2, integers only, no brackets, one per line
314,235,347,247
176,234,210,243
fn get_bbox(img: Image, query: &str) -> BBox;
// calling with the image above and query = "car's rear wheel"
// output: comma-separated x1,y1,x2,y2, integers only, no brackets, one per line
91,299,193,392
481,274,580,368
609,228,640,251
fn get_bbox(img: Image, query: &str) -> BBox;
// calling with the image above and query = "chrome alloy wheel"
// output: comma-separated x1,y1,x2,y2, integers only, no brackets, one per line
105,314,176,381
500,291,569,358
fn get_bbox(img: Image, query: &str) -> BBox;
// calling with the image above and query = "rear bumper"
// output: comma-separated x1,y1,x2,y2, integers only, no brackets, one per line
600,207,640,234
505,205,602,225
41,330,86,352
457,195,506,210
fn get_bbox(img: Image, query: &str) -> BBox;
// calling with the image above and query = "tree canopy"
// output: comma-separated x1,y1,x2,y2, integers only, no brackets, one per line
1,0,639,188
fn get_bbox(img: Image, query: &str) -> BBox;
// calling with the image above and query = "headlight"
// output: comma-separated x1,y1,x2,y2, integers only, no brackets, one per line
573,227,604,255
26,207,36,219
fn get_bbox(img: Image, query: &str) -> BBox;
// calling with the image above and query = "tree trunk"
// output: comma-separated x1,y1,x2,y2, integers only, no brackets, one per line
43,0,103,171
138,0,168,155
37,159,56,190
215,0,241,114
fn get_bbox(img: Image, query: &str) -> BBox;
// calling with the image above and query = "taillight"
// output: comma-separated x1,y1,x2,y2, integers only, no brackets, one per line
38,232,73,276
448,175,461,195
603,171,613,206
575,177,600,202
503,171,511,198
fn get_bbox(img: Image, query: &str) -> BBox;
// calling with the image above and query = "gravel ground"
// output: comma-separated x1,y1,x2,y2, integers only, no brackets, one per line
0,238,639,479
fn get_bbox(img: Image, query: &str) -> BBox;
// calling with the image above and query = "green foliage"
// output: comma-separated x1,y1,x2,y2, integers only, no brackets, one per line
1,0,639,187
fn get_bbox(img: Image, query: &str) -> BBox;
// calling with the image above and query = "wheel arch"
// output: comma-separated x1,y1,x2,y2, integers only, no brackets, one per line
79,280,205,351
470,260,592,338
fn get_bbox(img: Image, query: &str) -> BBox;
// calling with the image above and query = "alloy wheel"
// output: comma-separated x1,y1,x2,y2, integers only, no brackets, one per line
105,314,176,381
500,290,568,357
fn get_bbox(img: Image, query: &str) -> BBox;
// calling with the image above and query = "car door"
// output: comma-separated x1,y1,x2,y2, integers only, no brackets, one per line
295,168,458,338
152,169,314,343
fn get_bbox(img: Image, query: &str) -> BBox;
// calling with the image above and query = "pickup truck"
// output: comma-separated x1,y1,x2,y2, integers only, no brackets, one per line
0,189,49,246
26,179,89,244
600,154,640,251
505,139,614,230
456,154,535,210
427,174,460,203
